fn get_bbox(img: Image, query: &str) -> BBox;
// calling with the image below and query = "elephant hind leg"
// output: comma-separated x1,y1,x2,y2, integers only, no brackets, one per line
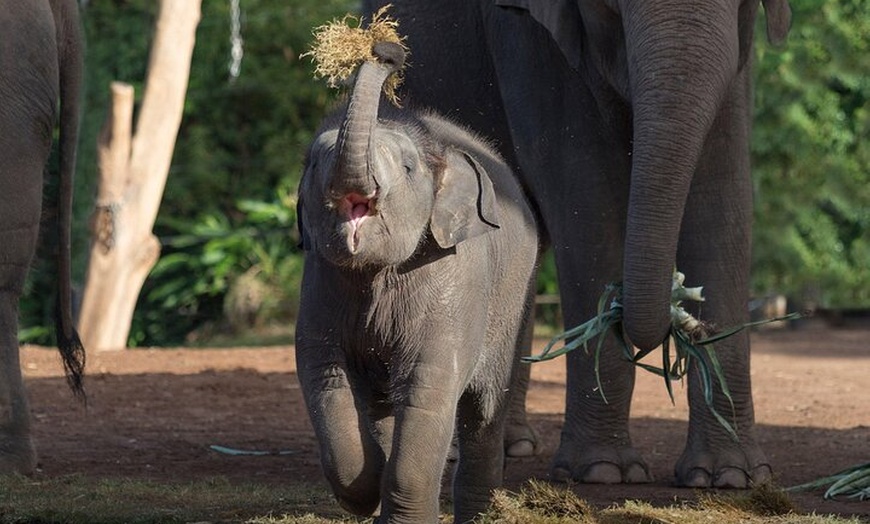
454,394,509,524
0,420,36,476
0,291,36,475
504,287,540,458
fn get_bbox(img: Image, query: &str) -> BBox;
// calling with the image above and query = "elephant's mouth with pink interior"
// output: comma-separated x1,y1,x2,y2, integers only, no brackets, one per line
339,192,378,254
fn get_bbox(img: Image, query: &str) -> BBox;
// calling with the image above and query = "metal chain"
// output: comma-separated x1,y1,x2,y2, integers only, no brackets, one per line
229,0,243,81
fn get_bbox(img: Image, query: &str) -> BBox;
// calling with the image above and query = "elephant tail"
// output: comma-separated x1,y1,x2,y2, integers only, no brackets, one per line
54,0,86,402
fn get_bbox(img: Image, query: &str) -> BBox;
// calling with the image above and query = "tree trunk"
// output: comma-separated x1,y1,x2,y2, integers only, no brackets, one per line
78,0,202,351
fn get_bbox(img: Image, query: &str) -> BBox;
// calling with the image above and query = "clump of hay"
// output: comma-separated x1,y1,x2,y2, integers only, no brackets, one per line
304,5,407,106
703,482,797,516
479,480,596,523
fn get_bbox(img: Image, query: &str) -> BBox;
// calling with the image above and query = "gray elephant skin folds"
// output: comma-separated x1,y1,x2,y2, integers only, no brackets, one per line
0,0,85,476
363,0,792,496
295,42,538,523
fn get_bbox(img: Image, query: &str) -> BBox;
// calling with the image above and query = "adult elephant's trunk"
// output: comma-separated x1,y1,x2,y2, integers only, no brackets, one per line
620,1,739,351
331,42,405,197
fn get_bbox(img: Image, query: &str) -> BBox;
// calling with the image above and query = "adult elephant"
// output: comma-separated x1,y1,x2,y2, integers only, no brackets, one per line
361,0,791,488
0,0,85,474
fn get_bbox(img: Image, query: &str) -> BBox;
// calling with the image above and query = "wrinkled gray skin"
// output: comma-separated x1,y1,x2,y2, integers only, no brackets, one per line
0,0,86,475
361,0,791,489
295,42,538,523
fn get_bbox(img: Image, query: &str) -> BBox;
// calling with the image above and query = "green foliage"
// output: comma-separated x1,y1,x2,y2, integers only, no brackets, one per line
129,189,303,346
139,0,355,345
20,0,355,345
752,0,869,308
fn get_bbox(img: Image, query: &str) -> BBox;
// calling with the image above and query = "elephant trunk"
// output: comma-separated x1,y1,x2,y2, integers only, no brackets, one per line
620,0,739,351
331,42,406,198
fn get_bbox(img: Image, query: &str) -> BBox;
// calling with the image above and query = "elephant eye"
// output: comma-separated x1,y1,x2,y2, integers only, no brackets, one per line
402,155,417,178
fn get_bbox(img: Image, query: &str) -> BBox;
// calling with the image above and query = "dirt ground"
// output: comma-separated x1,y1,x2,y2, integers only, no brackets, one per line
21,321,869,519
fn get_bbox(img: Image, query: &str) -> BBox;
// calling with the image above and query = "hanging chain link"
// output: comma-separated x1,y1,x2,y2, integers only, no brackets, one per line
229,0,244,81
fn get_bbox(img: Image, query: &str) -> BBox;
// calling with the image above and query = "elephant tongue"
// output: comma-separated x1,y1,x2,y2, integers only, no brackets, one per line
351,202,369,220
341,193,374,254
342,193,372,222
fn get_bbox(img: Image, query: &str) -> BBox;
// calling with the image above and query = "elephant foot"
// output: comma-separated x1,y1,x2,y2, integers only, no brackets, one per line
550,444,652,484
675,443,772,488
504,419,539,458
0,436,37,476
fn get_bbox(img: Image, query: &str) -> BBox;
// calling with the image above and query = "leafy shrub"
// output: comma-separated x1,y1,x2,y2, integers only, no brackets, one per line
129,190,303,346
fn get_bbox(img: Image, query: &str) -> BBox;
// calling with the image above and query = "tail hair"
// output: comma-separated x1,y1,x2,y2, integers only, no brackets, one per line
55,306,87,404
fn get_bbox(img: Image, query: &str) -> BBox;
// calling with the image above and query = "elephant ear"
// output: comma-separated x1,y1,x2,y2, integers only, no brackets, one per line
496,0,583,70
431,150,500,249
761,0,792,45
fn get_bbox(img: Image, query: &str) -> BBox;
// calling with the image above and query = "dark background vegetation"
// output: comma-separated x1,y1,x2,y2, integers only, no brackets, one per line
21,0,869,347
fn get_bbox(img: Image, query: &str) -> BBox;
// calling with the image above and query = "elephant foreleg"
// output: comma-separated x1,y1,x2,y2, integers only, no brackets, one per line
296,355,384,515
379,367,460,524
674,67,770,489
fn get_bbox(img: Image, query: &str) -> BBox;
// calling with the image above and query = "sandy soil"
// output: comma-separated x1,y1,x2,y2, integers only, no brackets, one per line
21,321,870,519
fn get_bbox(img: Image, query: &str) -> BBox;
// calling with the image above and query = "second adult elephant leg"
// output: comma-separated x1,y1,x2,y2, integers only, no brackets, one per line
483,5,651,484
0,92,50,471
0,293,36,474
0,168,43,475
674,67,770,489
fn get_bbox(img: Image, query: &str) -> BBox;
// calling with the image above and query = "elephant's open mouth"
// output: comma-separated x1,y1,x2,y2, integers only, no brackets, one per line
339,192,378,254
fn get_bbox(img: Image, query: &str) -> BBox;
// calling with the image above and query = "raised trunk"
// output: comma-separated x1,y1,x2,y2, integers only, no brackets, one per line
620,1,739,351
331,42,405,197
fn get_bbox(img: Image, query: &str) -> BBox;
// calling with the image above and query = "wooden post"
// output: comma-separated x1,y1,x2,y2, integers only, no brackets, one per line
78,0,202,350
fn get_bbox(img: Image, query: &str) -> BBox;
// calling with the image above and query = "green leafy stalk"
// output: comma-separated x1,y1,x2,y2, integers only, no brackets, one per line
524,270,804,441
788,462,870,500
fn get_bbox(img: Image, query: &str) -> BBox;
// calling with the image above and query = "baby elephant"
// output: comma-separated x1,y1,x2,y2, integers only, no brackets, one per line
295,42,538,523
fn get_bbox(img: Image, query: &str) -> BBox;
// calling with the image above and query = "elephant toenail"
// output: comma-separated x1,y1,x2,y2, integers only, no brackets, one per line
625,463,653,483
582,462,623,484
550,465,573,483
506,439,536,458
683,467,713,487
750,464,774,484
714,467,749,489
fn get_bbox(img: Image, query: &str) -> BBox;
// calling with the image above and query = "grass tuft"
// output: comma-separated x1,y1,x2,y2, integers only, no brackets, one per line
2,475,863,524
479,480,596,523
302,5,407,106
701,481,798,516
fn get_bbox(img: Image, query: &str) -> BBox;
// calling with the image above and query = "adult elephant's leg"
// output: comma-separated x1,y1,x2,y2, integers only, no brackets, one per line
551,245,652,484
0,170,43,475
0,293,36,475
675,65,769,488
1,0,65,475
482,5,649,484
